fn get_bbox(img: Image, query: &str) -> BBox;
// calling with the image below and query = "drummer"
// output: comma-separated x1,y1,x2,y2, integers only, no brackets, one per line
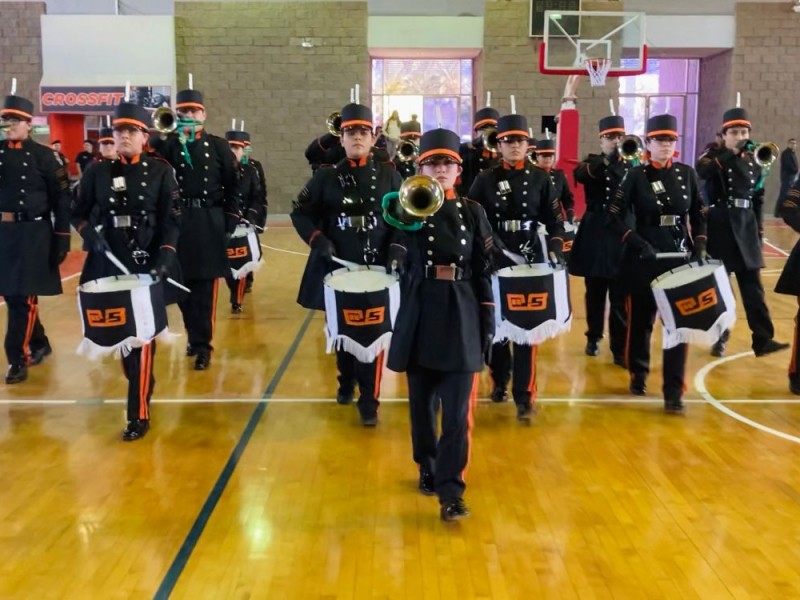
607,114,706,413
72,101,182,441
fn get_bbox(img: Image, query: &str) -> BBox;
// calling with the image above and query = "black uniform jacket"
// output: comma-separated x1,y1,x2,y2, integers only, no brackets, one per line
569,153,633,278
238,161,266,229
0,138,70,296
392,157,416,180
72,155,182,302
607,159,707,287
387,193,495,373
457,140,499,197
249,157,268,226
291,156,402,310
305,133,346,172
545,167,574,216
150,131,240,280
776,182,800,296
696,146,764,272
467,161,564,267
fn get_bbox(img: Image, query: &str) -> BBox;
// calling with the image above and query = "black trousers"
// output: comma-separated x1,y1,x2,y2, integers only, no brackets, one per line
626,285,687,399
584,276,628,357
731,269,774,351
489,341,537,406
336,349,382,414
225,273,247,306
178,278,219,351
790,299,799,384
121,341,156,422
407,367,476,502
4,295,47,365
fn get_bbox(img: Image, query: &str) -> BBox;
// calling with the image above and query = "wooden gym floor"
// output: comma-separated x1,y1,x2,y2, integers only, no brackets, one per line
1,218,799,599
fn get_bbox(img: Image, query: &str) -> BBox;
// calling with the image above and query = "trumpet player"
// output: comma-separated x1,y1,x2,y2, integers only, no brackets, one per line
569,115,634,364
467,113,565,419
291,101,402,426
457,106,500,196
393,120,421,180
534,138,575,223
384,127,495,522
305,111,346,173
149,86,240,370
696,106,788,358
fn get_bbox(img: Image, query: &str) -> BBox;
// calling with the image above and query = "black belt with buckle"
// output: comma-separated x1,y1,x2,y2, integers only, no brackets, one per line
641,214,683,227
106,215,135,228
182,197,209,209
337,215,377,229
501,220,535,232
727,198,752,209
0,211,44,223
424,265,467,281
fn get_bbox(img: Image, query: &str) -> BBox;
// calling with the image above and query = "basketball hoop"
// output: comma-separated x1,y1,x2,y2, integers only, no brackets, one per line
584,58,612,87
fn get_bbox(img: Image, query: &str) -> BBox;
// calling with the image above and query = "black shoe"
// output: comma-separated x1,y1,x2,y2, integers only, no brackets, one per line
122,419,149,441
630,376,647,396
418,468,435,496
359,409,378,427
790,380,800,396
664,396,685,415
516,402,534,421
336,390,354,405
754,339,791,357
612,354,626,369
490,386,508,403
440,498,470,522
585,339,600,356
5,364,27,384
29,341,52,366
186,344,197,357
710,339,727,357
194,352,210,370
231,303,243,314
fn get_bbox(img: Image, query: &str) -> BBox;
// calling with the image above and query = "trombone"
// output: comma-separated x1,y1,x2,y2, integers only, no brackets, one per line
382,174,445,231
396,139,418,163
326,111,342,137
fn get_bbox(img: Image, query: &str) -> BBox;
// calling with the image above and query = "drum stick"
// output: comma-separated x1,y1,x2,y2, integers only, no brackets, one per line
331,256,360,269
502,249,527,265
165,277,191,293
655,252,690,260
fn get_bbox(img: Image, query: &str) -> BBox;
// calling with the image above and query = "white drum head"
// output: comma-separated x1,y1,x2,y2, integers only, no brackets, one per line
324,266,397,293
496,263,563,278
232,224,255,238
652,260,722,290
79,274,156,294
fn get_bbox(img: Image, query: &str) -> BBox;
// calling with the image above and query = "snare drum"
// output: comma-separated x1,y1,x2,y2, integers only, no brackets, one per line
651,260,736,349
227,224,263,279
77,274,168,359
491,263,572,346
323,266,400,362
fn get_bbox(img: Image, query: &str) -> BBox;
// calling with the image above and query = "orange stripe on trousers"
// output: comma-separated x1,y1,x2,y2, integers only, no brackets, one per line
528,345,538,405
139,343,151,420
22,296,37,364
461,372,479,482
373,351,384,403
237,278,246,305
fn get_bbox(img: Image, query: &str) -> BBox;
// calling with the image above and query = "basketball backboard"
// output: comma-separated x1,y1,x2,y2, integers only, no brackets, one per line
538,11,647,78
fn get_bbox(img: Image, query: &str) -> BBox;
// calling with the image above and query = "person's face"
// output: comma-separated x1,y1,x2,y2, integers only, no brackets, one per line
498,135,528,163
52,141,62,151
229,143,245,162
646,135,677,163
99,141,117,159
537,154,555,169
2,117,31,142
600,133,622,155
341,126,373,159
113,125,147,158
177,107,206,128
790,140,797,151
419,157,461,191
723,126,749,151
83,142,93,153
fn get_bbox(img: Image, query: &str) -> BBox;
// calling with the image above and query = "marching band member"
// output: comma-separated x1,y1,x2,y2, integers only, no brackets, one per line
467,112,565,419
72,101,182,440
775,182,800,395
291,102,402,426
393,120,422,180
242,133,267,294
224,127,264,313
385,127,494,521
696,105,788,358
457,106,500,196
149,85,240,370
535,137,575,223
607,114,706,413
305,129,346,173
570,115,633,364
0,90,70,384
97,125,118,162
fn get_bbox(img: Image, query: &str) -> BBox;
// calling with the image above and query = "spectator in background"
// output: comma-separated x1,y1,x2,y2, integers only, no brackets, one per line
51,140,68,168
374,125,387,150
777,138,798,217
75,139,95,176
384,110,401,157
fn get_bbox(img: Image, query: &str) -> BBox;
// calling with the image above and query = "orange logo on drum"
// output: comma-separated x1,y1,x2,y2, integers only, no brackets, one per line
675,288,718,316
86,308,127,327
507,293,548,311
563,240,573,251
227,246,249,259
343,307,385,326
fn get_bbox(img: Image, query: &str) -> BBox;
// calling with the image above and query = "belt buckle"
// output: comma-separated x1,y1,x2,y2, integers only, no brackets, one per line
435,265,456,281
659,215,677,227
113,215,133,228
733,198,750,209
505,221,519,233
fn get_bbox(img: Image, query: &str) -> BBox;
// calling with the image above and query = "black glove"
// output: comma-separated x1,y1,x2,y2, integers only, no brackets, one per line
386,243,407,276
566,209,575,224
49,234,70,267
152,246,177,278
78,224,110,254
638,242,657,261
692,237,708,264
310,232,335,260
480,303,495,357
547,237,565,266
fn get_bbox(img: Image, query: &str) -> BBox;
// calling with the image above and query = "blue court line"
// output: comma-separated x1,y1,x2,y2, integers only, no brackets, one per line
153,310,316,600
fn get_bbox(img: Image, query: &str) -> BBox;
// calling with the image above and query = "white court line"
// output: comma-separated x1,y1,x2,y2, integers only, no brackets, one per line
764,239,790,258
695,351,800,445
260,243,308,257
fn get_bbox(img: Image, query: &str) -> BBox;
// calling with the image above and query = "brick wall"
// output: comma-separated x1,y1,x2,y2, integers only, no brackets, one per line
0,2,45,111
733,2,800,206
697,49,732,154
175,1,368,214
482,0,622,160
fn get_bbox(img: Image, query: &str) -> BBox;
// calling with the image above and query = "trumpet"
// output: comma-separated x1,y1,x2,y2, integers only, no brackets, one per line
748,140,779,168
396,140,418,162
383,174,444,230
619,135,644,162
152,107,178,133
326,111,342,137
480,126,498,154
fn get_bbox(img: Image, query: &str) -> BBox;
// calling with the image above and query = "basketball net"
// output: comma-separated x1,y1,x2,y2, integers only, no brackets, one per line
584,58,612,87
